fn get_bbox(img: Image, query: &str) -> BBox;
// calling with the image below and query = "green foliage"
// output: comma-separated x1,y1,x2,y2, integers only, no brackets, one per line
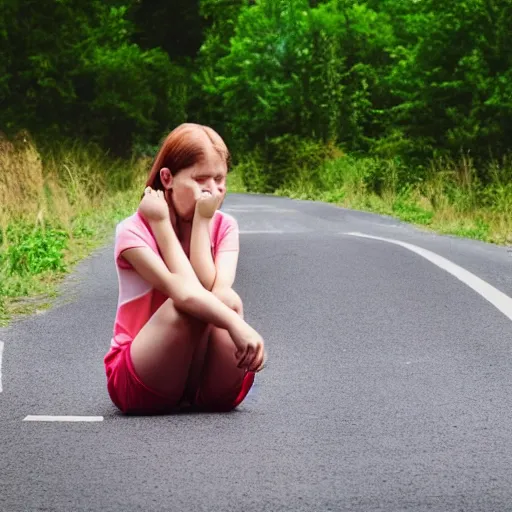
196,0,512,182
236,150,271,194
441,218,491,241
129,0,205,63
1,225,68,276
205,0,313,149
392,193,433,225
1,1,188,156
384,0,512,162
307,154,414,197
197,0,395,153
237,135,337,192
2,0,512,188
0,134,146,324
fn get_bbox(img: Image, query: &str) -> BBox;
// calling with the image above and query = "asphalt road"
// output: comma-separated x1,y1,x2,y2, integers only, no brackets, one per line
2,193,512,512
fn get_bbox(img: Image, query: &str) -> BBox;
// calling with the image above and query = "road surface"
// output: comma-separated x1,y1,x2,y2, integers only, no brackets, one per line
2,193,512,511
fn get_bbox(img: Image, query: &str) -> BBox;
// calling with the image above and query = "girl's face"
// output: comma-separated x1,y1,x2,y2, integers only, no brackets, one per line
163,146,228,222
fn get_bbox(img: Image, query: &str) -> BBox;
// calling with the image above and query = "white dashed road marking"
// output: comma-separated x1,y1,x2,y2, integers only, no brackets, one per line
346,232,512,323
23,416,104,422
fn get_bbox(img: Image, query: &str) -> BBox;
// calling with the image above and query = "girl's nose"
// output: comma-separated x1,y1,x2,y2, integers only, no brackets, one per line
206,177,216,190
201,177,222,195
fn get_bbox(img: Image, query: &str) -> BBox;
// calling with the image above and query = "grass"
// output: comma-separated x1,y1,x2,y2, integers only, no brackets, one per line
230,152,512,246
0,132,147,326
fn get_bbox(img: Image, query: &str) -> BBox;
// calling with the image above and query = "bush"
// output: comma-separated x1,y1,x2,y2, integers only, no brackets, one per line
1,224,68,276
315,155,415,197
238,135,339,192
392,192,433,225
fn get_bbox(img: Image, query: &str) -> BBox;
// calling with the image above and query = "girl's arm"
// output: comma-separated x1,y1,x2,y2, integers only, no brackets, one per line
136,190,232,325
140,189,228,294
150,219,200,285
189,208,217,291
137,187,200,285
190,193,240,292
122,246,241,331
122,246,265,371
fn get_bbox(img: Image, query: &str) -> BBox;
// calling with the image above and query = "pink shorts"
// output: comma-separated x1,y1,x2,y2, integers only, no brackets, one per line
104,343,255,415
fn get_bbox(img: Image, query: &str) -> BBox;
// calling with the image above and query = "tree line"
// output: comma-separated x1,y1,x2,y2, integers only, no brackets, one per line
2,0,511,187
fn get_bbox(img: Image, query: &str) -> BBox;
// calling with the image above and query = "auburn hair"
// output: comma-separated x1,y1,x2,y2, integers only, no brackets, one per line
145,123,231,191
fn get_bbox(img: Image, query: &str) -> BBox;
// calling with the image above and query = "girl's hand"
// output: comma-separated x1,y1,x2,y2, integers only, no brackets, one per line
195,189,221,219
139,187,170,223
228,318,266,372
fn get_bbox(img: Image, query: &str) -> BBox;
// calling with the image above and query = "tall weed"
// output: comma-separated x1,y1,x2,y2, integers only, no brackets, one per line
0,131,145,324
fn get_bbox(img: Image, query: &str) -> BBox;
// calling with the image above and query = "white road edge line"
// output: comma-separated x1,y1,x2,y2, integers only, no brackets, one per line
345,232,512,323
0,341,3,393
23,416,104,422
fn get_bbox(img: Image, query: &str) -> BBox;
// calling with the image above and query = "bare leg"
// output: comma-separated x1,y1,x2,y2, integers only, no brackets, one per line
196,291,253,409
182,288,245,404
196,327,249,408
130,298,210,404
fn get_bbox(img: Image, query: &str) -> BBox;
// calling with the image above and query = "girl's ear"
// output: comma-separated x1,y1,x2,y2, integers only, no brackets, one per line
160,167,173,189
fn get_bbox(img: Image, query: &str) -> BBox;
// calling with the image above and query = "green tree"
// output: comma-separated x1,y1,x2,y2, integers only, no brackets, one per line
128,0,206,64
197,0,394,153
384,0,512,164
311,1,394,151
198,0,315,151
1,0,187,155
192,0,249,131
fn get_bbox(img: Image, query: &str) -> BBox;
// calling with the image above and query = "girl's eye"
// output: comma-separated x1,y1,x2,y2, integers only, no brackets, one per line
215,176,225,183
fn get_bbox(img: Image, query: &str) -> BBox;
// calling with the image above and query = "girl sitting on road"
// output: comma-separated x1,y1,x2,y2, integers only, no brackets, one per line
104,123,266,414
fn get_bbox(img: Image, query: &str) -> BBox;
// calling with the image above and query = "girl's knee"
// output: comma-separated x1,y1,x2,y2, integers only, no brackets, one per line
231,293,243,317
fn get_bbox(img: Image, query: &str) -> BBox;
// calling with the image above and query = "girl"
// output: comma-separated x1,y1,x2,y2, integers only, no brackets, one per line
104,123,266,414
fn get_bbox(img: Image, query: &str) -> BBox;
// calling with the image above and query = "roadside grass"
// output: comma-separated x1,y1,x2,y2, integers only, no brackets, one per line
0,133,147,326
230,153,512,246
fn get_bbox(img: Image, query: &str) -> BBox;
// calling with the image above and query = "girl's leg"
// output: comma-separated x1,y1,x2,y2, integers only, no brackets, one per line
196,327,249,407
130,298,210,404
195,291,252,409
